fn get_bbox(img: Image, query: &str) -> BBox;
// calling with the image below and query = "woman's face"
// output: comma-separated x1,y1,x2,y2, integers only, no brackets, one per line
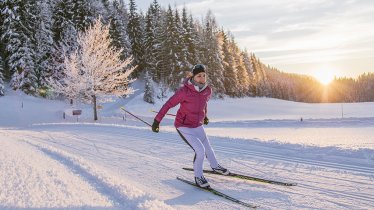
193,72,207,84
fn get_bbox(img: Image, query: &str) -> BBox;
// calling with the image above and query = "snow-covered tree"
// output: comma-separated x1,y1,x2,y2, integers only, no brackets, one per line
143,71,155,104
0,56,4,96
242,50,255,96
33,0,54,94
127,0,144,76
49,18,135,120
52,0,75,43
181,8,197,67
164,6,183,90
9,39,37,94
0,78,4,96
89,0,108,24
72,0,94,32
48,52,83,101
235,50,250,96
200,11,225,97
221,31,238,97
50,23,79,89
250,54,271,96
0,1,6,93
109,0,131,60
144,5,157,77
101,0,110,12
1,0,35,94
144,0,163,83
174,8,190,86
156,5,178,91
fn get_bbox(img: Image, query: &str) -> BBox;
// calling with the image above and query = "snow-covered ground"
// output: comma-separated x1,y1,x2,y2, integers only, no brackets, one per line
0,87,373,209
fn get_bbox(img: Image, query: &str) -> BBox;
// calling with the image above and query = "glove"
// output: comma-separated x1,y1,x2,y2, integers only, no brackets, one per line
152,119,160,133
203,117,209,125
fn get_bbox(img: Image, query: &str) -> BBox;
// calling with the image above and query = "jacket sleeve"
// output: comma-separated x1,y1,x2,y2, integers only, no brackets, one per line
155,88,184,123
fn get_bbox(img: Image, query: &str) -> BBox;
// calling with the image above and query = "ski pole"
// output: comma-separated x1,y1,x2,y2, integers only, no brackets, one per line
120,107,152,127
150,109,177,117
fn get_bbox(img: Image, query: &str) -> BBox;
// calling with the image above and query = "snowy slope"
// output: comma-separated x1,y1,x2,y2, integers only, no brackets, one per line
0,88,373,209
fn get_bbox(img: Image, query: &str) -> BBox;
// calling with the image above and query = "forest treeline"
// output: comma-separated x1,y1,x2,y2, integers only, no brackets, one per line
1,0,373,102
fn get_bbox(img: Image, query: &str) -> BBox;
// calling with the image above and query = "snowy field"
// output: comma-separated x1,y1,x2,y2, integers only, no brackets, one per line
0,88,373,209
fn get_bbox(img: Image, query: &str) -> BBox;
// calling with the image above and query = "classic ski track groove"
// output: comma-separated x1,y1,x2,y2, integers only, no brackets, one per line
27,126,374,176
23,125,374,206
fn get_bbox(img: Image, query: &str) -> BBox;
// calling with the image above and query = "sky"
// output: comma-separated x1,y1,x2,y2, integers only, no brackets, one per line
136,0,374,80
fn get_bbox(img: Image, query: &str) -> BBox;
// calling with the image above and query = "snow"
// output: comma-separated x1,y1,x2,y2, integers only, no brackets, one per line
0,86,373,209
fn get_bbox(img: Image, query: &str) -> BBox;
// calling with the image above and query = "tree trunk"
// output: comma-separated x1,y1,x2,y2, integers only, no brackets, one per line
93,95,98,121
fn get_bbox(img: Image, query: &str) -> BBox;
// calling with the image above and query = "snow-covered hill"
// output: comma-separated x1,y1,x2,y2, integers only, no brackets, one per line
0,88,373,209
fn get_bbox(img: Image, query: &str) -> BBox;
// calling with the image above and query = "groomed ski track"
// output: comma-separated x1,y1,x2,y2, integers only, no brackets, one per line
1,123,373,210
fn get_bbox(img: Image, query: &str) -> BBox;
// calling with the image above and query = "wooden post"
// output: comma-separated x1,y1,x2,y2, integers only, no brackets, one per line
93,95,98,121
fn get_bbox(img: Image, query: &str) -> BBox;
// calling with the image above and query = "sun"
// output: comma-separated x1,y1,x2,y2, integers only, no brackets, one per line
313,69,335,85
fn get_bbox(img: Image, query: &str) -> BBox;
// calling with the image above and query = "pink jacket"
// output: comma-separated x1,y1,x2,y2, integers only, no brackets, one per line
155,79,212,128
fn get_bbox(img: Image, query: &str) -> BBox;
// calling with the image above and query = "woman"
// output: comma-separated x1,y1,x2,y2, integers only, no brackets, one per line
152,64,229,188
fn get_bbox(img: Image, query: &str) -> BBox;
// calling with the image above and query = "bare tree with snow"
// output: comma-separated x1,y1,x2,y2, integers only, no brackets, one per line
49,17,135,120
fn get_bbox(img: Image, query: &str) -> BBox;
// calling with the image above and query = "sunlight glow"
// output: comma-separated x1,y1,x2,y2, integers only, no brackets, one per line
313,69,336,85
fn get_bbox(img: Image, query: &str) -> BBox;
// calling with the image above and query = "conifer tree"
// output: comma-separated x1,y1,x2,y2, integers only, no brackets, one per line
52,0,75,43
235,50,250,96
0,56,4,96
89,0,109,23
9,39,37,94
1,0,20,80
0,0,8,82
3,1,37,94
159,5,179,90
144,7,156,75
143,71,155,104
170,7,187,89
250,54,260,96
101,0,110,11
144,0,163,84
200,11,225,97
33,0,54,93
72,0,94,32
241,50,255,96
127,0,144,76
221,31,238,97
109,0,131,60
251,55,271,97
181,8,197,67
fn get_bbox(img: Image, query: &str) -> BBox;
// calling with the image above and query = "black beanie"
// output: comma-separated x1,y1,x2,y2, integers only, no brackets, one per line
192,64,206,76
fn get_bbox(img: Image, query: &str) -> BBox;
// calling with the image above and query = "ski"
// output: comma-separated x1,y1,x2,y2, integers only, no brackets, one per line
182,167,297,186
177,177,258,209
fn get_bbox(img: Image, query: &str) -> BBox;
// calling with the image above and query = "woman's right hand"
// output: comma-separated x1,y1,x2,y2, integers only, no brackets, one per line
152,120,160,133
204,117,209,125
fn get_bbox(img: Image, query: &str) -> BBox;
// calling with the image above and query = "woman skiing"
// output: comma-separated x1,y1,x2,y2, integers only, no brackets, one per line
152,64,229,188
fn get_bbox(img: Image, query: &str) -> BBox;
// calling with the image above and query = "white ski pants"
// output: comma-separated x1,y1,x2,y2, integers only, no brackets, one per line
177,125,219,177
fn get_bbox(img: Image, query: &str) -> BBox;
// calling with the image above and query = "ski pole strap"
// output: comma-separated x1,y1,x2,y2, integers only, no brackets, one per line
121,107,152,127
